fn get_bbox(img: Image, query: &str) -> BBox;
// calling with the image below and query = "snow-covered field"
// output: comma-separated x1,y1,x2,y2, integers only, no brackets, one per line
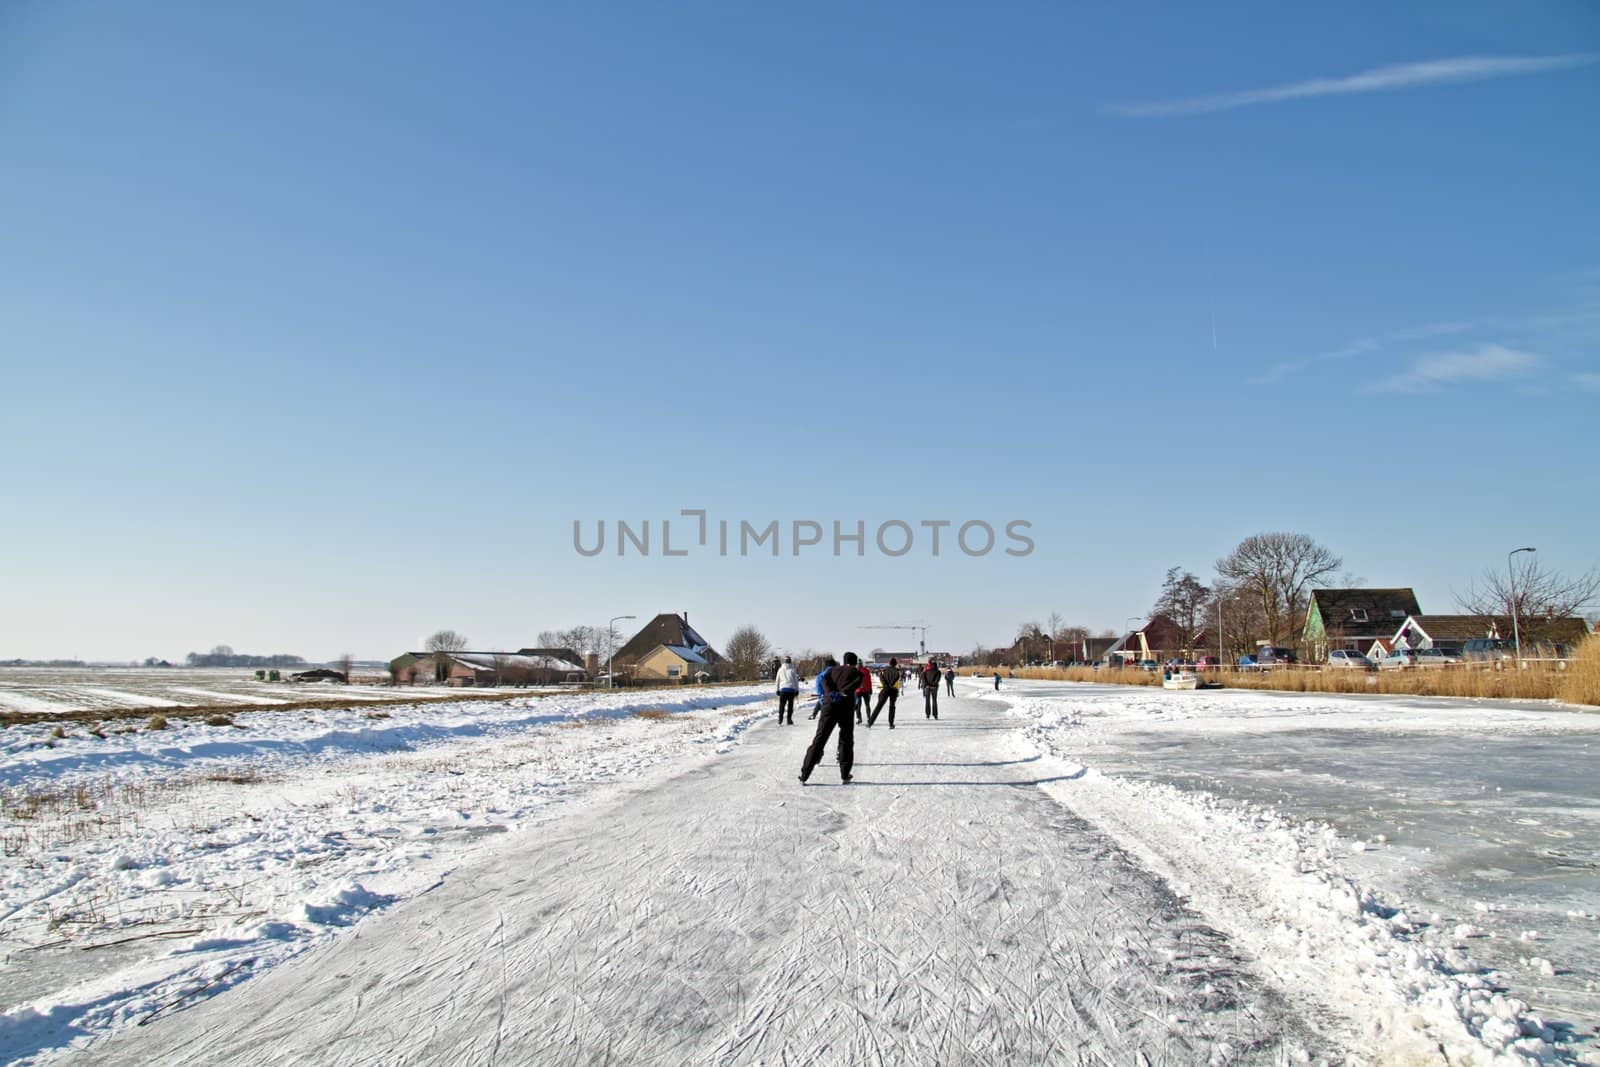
0,667,554,717
0,686,775,1063
3,678,1597,1064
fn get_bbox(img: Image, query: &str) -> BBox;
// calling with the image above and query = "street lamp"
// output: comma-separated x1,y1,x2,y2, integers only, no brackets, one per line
1125,616,1143,667
606,614,636,688
1508,547,1535,664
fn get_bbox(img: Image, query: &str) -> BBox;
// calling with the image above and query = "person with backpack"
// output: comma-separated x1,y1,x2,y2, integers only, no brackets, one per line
854,660,872,723
800,652,863,784
868,657,901,728
920,660,941,719
775,656,799,725
943,666,955,697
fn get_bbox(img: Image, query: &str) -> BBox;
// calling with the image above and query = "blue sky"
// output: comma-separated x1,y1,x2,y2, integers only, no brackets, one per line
2,1,1596,661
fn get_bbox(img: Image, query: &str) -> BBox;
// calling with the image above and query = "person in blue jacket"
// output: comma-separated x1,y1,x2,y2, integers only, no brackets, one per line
809,656,836,719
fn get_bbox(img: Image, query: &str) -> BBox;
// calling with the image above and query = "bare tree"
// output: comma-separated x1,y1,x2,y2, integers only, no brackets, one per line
1015,621,1046,663
1207,580,1268,661
1216,533,1341,647
425,630,470,653
1154,567,1211,657
1050,625,1090,662
334,653,354,683
1456,558,1600,624
724,625,773,681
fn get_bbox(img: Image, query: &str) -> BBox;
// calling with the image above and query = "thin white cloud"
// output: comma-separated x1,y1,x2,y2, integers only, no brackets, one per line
1371,344,1541,393
1250,319,1479,385
1574,372,1600,391
1112,53,1599,118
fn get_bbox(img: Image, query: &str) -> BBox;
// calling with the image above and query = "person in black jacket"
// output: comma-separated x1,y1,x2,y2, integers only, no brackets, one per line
867,658,901,728
920,661,941,719
943,666,955,696
800,652,862,784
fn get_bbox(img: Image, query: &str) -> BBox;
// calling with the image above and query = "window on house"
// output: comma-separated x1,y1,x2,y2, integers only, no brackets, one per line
1390,610,1407,618
1349,608,1368,623
667,666,681,677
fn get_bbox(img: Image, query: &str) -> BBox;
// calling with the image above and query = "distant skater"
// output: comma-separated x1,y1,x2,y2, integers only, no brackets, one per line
868,657,901,728
994,671,1001,691
775,656,799,725
800,653,863,784
855,661,872,724
920,660,941,719
944,666,955,697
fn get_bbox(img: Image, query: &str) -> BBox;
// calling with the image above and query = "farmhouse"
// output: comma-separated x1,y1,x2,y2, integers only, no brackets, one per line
612,613,727,683
389,650,588,686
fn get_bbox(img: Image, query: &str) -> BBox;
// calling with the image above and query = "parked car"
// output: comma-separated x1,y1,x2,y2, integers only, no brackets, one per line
1326,649,1373,670
1378,649,1411,670
1237,654,1257,670
1254,646,1299,670
1461,638,1513,663
1194,655,1224,671
1379,647,1457,669
1135,659,1160,672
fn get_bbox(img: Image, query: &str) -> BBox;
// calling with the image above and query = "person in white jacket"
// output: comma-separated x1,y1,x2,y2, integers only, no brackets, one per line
774,657,800,725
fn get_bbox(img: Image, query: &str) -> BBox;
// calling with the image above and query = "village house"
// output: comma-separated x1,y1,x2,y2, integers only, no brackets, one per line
1099,614,1198,665
1392,615,1590,655
1302,588,1422,661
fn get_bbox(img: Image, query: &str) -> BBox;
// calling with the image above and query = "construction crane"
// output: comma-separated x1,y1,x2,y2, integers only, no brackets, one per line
859,623,930,659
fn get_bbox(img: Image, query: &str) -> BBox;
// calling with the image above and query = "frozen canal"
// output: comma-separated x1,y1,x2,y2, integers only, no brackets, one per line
999,679,1600,1060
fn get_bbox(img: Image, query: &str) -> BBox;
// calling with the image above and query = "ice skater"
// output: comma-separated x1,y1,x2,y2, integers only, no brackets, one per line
775,656,799,725
920,660,941,719
944,666,955,697
868,657,901,728
800,653,863,784
854,659,872,723
809,656,836,719
993,671,1001,690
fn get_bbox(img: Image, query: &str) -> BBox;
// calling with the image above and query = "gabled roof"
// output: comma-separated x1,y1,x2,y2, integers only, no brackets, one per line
613,614,723,665
1394,615,1497,645
1308,589,1421,631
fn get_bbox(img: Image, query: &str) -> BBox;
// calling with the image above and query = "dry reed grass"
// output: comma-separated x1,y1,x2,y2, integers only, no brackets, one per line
1557,637,1600,707
963,654,1598,706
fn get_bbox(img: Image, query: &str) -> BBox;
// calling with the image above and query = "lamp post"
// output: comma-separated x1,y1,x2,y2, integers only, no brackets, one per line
606,614,636,688
1125,616,1143,667
1507,547,1535,664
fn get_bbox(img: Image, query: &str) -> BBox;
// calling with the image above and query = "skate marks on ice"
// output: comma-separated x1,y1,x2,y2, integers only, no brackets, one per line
88,698,1331,1065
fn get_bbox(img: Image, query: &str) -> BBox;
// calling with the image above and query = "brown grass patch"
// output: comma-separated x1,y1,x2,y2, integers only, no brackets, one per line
632,709,675,720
